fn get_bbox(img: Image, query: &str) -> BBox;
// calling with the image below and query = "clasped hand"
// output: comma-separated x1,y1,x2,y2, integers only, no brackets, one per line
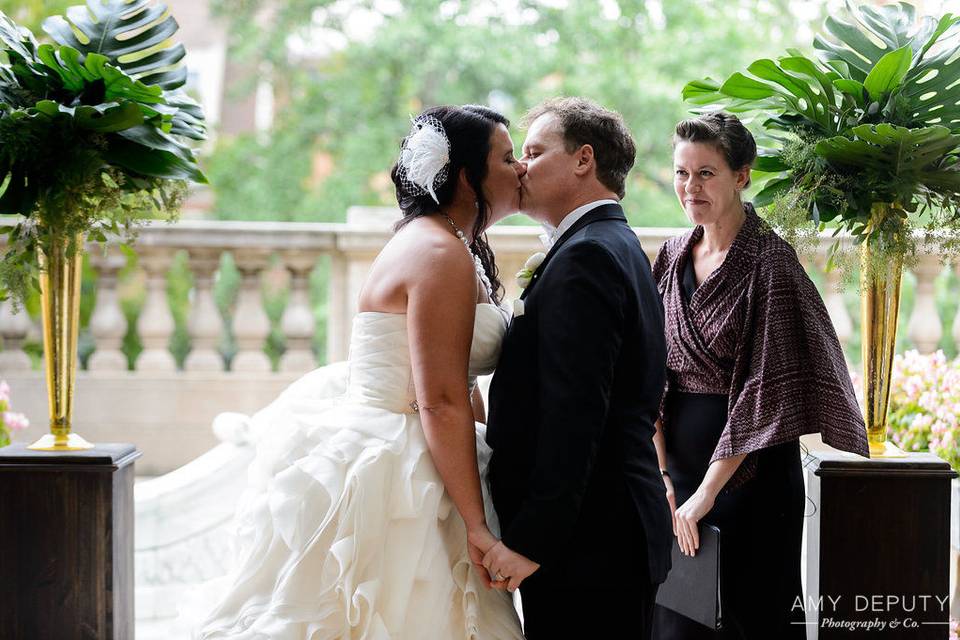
467,529,539,592
482,541,539,592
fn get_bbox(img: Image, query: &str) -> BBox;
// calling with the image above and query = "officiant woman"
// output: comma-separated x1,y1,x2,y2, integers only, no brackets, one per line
650,112,869,639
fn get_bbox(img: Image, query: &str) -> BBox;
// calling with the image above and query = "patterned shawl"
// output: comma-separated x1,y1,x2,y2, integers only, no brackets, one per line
652,204,869,482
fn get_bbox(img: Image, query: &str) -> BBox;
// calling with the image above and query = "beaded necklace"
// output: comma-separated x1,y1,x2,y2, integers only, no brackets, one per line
442,214,493,300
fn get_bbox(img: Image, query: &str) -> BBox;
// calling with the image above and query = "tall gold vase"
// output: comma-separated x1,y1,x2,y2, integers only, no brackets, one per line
859,207,905,458
28,232,93,451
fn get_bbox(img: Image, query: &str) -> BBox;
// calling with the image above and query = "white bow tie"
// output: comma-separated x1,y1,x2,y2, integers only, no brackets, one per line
539,225,558,249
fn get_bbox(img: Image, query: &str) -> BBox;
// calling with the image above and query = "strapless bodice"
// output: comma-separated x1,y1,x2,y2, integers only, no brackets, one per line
345,303,508,413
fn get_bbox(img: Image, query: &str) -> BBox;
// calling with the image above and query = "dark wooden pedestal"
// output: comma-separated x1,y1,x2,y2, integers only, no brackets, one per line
806,451,956,639
0,443,140,640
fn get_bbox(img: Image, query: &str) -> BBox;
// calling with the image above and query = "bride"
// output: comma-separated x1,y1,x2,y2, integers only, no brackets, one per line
193,105,528,639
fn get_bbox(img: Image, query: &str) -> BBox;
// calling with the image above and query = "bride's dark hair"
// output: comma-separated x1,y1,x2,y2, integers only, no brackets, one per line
391,105,508,304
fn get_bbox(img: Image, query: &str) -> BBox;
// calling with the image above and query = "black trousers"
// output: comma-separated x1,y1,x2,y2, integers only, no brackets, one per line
520,582,659,640
653,392,806,640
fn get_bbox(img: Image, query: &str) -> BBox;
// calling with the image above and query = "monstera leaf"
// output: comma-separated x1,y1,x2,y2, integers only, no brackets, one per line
815,2,959,82
163,91,204,139
41,0,204,138
36,45,164,105
680,2,960,253
814,1,960,126
682,53,847,136
30,99,144,133
686,1,960,138
104,124,206,181
814,2,918,82
815,123,960,192
0,6,207,213
0,11,39,64
0,5,206,307
901,14,960,130
42,0,186,90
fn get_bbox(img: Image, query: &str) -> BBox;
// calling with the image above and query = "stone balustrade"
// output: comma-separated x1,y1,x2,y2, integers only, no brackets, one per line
2,209,958,637
1,207,957,473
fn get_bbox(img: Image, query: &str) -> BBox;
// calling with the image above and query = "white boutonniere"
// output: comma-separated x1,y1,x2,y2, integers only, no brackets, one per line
512,252,546,317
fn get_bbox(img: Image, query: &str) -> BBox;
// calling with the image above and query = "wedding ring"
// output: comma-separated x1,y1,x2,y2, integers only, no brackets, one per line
495,572,506,582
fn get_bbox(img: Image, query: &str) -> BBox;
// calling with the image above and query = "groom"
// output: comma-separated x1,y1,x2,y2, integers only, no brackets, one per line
483,98,673,639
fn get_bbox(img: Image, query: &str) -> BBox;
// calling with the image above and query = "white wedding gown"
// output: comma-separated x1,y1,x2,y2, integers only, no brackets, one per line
191,302,524,639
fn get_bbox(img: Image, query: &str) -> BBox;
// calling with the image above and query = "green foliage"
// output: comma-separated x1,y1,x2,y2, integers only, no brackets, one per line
684,1,960,271
205,0,812,226
0,1,206,307
43,0,187,90
0,2,73,35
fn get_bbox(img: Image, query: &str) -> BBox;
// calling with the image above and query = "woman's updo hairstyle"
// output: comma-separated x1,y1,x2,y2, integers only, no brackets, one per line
391,105,508,303
673,112,757,188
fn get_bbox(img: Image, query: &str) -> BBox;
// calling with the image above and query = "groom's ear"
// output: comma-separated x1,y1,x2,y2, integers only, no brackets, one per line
573,144,595,177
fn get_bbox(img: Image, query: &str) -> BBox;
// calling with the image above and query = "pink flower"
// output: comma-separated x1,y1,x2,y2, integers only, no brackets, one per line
903,378,922,399
3,412,29,432
888,351,960,473
0,381,8,404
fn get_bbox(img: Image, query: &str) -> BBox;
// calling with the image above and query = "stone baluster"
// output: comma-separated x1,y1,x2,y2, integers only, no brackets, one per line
231,251,271,372
327,251,350,363
25,305,42,346
814,255,853,354
135,248,177,371
343,253,376,347
87,248,129,371
0,299,33,371
954,262,960,352
279,253,317,373
907,254,943,354
184,249,224,372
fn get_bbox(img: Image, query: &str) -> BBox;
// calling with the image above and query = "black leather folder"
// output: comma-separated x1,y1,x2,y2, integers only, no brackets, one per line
654,523,722,630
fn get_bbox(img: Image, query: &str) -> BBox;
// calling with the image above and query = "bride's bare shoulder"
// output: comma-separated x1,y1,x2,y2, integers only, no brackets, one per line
358,216,474,312
386,217,471,268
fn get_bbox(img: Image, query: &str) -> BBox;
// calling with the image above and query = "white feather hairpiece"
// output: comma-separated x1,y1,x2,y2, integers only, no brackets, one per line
396,115,450,204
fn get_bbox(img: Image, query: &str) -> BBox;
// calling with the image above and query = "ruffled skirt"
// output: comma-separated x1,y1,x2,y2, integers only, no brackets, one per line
188,367,523,639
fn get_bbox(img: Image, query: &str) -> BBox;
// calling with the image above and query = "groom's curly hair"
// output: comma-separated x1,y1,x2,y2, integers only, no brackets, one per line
523,97,636,199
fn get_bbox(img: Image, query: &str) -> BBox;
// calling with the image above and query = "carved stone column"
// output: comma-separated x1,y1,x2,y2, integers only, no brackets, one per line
135,249,176,372
87,249,129,371
814,255,853,354
0,299,32,371
907,254,943,354
327,251,349,363
184,249,224,372
231,251,271,373
954,262,960,352
279,253,317,373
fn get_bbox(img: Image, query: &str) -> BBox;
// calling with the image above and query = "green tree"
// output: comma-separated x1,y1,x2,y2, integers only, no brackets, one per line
207,0,824,226
0,0,74,34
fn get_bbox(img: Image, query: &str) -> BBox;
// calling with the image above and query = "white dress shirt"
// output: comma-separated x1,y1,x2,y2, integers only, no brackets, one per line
538,199,618,249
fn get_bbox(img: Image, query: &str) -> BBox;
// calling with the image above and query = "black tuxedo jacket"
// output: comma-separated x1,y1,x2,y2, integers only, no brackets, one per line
486,203,672,587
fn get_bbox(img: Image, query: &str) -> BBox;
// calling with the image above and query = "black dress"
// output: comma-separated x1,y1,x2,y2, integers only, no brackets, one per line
652,259,807,640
